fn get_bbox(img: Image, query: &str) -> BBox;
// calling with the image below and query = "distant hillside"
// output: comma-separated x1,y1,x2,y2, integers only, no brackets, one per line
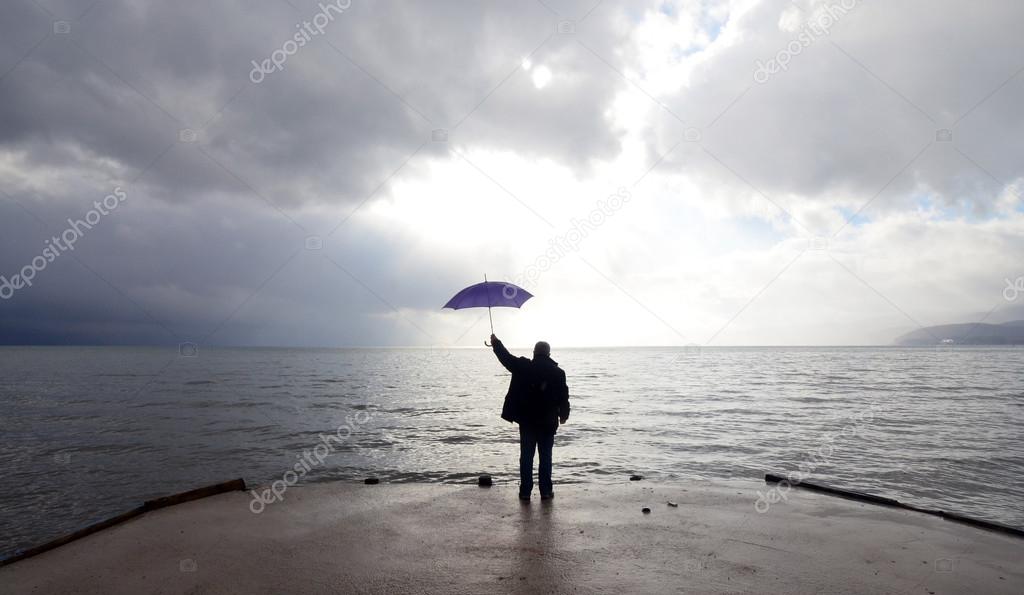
894,321,1024,346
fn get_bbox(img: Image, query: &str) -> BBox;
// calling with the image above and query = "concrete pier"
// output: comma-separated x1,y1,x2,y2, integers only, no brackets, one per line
2,481,1021,594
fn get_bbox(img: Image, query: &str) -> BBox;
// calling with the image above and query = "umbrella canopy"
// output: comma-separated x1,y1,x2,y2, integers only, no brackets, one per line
443,279,533,344
442,281,533,310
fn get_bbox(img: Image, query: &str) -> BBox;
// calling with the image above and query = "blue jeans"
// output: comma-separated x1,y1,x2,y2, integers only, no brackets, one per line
519,425,555,497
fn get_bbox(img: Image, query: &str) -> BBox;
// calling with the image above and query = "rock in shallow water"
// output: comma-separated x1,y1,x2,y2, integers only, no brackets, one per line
364,477,380,485
478,475,492,487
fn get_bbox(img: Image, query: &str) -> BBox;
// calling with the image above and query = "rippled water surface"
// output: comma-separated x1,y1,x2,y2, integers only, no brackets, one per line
1,345,1022,557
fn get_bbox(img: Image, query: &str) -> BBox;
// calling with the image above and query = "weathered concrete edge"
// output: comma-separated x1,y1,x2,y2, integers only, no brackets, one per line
764,472,1024,539
0,478,247,568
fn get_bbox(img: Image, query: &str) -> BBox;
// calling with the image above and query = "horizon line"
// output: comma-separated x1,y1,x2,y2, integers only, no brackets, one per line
1,342,1003,349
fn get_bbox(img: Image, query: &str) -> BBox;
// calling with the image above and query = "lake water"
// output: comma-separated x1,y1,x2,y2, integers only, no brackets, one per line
1,345,1022,558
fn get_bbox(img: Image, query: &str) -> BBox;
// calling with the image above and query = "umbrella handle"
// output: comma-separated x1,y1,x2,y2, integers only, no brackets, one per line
484,340,492,347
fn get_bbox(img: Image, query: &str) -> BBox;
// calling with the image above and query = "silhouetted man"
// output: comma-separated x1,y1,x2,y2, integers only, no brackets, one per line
490,334,570,501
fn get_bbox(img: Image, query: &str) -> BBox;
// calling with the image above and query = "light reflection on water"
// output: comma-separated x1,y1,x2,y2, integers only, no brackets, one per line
1,345,1022,556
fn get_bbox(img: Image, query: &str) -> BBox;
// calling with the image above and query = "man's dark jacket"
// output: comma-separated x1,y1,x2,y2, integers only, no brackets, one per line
492,339,570,433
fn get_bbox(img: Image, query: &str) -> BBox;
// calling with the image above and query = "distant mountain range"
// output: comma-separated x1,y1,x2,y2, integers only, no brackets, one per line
894,320,1024,346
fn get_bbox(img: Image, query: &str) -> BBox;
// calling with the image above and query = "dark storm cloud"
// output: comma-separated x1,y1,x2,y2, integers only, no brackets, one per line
0,191,472,346
0,0,629,206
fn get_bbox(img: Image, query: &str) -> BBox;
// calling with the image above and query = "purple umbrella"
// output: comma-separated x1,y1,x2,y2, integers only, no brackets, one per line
443,275,533,343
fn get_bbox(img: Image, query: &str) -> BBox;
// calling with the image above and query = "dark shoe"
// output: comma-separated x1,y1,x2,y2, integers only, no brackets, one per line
540,492,554,500
518,494,531,502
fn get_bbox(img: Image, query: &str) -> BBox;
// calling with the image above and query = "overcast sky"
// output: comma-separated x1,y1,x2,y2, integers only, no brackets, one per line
1,0,1022,347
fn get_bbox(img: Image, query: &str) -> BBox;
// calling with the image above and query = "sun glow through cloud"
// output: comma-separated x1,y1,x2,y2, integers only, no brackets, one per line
531,65,552,89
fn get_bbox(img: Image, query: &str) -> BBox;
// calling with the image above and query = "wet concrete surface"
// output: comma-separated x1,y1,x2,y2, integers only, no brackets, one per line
2,481,1022,594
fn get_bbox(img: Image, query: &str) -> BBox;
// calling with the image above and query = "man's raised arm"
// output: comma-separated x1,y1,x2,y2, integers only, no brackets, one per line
490,335,526,374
